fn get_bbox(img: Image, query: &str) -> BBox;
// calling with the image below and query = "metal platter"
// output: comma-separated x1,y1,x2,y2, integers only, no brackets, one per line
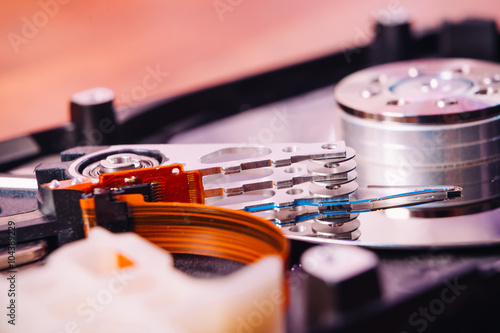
334,58,500,123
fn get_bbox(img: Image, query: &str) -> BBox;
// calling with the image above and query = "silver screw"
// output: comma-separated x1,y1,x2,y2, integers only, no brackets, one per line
387,98,407,106
99,153,142,173
408,67,421,77
435,98,458,108
475,86,497,95
71,177,83,185
361,85,381,99
124,176,138,184
48,180,60,189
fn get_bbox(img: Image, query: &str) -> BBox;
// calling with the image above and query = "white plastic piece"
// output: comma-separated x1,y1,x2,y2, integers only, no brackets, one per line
0,228,285,333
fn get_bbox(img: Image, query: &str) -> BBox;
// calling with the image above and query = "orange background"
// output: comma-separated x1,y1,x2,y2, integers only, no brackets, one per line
1,0,500,141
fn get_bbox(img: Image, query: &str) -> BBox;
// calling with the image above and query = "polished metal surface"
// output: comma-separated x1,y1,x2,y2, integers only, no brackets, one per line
334,58,500,124
312,219,360,234
308,159,356,175
168,59,500,249
336,58,500,209
82,152,160,177
63,143,478,248
0,174,38,191
0,239,47,269
283,207,500,249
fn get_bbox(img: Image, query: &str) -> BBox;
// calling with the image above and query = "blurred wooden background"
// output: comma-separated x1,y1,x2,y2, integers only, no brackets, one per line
1,0,499,141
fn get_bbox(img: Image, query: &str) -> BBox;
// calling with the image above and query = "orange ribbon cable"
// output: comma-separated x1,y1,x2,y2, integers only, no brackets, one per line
53,163,287,264
80,193,288,266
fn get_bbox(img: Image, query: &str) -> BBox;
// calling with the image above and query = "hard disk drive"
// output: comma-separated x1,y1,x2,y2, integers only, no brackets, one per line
1,16,500,333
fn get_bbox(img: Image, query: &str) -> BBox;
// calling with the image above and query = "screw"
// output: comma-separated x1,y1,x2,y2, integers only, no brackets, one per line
124,176,139,184
408,67,421,78
99,153,142,173
475,87,497,95
48,180,60,189
435,98,458,108
71,177,83,185
361,85,381,99
387,98,407,106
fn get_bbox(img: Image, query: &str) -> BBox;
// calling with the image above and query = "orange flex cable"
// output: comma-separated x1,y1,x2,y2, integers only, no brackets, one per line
81,193,289,266
79,193,290,306
49,164,205,204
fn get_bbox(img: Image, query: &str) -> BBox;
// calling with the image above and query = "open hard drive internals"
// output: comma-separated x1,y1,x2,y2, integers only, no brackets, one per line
1,18,500,333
